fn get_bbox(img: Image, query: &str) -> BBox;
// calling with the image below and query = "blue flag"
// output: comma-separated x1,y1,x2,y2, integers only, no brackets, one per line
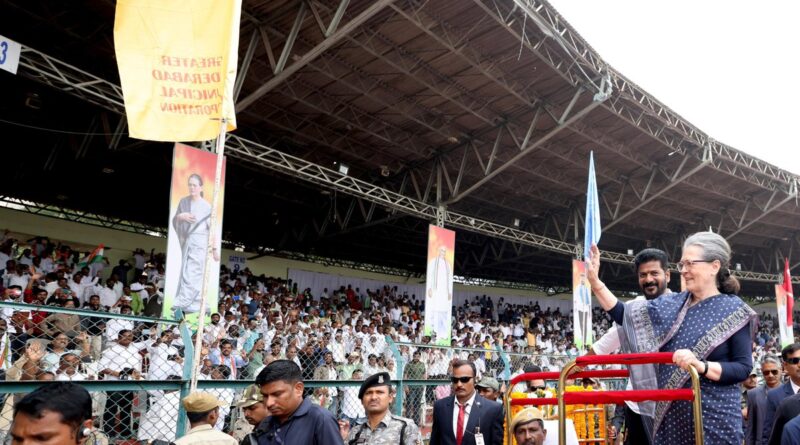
583,151,601,261
575,151,601,350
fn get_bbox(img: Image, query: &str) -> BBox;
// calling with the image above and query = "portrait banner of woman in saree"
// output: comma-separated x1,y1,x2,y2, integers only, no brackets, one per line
163,143,226,323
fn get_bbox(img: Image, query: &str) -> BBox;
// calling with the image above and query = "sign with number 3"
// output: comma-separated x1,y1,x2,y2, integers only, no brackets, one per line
0,35,21,75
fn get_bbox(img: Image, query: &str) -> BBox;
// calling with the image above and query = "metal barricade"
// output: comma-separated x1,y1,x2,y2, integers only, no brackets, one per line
558,353,703,445
504,369,628,445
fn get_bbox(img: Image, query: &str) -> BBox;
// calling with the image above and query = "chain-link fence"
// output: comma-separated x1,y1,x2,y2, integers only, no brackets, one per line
0,302,629,443
0,301,192,443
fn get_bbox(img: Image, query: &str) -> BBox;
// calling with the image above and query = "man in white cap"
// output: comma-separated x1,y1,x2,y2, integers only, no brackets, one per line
175,392,237,444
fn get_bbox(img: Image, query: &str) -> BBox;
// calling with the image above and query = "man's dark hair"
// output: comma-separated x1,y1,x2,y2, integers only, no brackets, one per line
451,359,477,378
215,365,231,379
117,329,132,339
186,408,216,423
633,248,669,272
256,359,302,385
523,364,542,373
781,343,800,361
13,382,91,433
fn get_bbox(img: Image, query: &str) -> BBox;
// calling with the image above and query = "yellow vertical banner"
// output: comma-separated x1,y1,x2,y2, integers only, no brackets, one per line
114,0,241,142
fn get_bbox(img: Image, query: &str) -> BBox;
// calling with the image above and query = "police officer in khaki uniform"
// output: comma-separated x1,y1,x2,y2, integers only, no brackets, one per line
511,407,547,445
339,372,422,445
175,393,238,445
233,384,270,444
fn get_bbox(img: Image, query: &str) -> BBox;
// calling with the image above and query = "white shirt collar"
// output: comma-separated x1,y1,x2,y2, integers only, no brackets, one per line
790,379,800,395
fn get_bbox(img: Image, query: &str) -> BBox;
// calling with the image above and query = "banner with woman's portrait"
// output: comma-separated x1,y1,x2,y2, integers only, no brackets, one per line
163,143,226,323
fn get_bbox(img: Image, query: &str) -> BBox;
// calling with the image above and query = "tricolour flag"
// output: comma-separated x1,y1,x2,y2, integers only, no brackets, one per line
777,258,795,347
77,244,105,268
784,258,794,326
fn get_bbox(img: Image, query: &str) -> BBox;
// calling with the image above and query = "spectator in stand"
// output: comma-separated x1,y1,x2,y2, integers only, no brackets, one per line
99,329,146,439
209,339,248,380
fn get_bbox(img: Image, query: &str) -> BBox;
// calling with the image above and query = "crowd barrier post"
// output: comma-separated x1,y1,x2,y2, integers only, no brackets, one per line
385,336,405,414
176,317,194,438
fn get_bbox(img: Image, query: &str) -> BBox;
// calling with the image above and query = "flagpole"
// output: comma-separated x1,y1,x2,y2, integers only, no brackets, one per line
189,118,227,393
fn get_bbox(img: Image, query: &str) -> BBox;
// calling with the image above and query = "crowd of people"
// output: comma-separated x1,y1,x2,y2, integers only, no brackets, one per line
1,231,798,445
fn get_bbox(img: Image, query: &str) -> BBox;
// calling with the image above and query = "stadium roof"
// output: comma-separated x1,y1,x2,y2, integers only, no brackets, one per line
1,0,798,296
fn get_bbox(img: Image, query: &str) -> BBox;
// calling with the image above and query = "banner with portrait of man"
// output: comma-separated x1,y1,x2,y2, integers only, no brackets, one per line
163,143,226,324
424,225,455,345
572,259,593,350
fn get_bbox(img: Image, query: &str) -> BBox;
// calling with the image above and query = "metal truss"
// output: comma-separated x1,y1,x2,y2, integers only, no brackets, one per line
477,0,800,195
13,42,797,285
236,0,397,111
0,196,166,237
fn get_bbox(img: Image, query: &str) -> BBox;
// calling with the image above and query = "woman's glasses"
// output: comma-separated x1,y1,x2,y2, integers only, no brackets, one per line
450,376,473,384
676,259,714,271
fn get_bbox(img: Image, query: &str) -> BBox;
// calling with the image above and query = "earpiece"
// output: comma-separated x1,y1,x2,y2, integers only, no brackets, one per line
78,427,92,444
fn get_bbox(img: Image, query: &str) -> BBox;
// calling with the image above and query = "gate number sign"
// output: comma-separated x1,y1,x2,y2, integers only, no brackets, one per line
0,35,21,75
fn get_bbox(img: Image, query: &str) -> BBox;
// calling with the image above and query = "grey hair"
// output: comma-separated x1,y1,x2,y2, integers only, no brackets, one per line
683,231,741,294
761,355,781,367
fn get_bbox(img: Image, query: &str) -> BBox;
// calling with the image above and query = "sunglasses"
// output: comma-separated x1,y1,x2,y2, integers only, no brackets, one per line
450,376,473,384
531,385,547,391
763,370,781,376
786,358,800,365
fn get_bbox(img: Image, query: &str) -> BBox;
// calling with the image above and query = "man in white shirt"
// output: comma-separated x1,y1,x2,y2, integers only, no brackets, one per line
105,306,135,343
99,329,146,439
6,264,30,289
330,331,346,364
340,369,366,425
55,352,89,381
138,385,181,442
148,330,183,380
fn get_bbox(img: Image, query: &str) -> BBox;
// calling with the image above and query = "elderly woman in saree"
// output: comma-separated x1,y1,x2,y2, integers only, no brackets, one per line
586,231,756,445
172,173,219,313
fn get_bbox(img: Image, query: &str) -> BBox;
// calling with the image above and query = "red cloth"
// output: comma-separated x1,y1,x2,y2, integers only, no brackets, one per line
784,258,794,325
509,389,695,407
564,389,695,404
456,403,465,445
575,352,675,366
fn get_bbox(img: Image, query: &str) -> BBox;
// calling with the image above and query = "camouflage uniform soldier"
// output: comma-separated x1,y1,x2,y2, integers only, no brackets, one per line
340,372,422,445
